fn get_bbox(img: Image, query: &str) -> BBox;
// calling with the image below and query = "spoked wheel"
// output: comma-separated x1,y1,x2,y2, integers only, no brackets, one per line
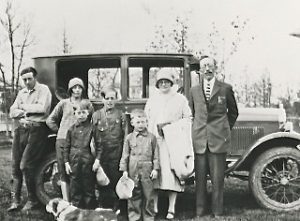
35,153,62,205
250,147,300,211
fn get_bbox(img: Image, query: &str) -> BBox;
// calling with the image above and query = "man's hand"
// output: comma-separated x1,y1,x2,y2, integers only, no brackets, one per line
123,171,128,178
150,169,158,180
92,159,100,172
19,118,30,127
65,162,72,175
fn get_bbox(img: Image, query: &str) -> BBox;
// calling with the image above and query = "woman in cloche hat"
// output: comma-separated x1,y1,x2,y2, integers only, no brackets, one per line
46,77,94,202
144,68,192,219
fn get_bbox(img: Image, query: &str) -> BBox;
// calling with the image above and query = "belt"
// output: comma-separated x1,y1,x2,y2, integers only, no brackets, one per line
20,121,44,128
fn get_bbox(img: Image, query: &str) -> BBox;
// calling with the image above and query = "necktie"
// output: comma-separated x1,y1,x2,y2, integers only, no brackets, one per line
205,82,211,101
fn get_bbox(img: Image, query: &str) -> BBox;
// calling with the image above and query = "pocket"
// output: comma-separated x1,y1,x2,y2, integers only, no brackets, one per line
97,120,108,131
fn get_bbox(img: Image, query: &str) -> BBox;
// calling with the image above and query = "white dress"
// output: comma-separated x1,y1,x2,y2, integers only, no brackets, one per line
144,89,191,192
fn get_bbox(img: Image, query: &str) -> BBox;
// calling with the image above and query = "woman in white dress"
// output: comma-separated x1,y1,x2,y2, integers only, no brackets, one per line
144,69,192,219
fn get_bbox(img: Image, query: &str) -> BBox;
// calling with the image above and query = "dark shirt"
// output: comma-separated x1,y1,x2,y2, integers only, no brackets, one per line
63,120,94,163
92,108,125,163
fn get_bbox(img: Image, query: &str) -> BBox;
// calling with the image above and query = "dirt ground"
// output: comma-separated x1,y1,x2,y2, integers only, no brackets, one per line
0,146,300,221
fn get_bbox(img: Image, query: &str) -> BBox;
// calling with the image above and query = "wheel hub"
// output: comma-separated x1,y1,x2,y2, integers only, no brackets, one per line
280,177,289,185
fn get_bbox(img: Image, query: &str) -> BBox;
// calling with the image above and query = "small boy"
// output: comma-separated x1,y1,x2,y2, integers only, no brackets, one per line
119,109,159,221
64,101,95,209
92,88,126,212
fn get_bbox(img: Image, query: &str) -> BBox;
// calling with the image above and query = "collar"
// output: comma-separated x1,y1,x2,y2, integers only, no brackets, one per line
55,202,70,219
105,107,115,114
134,129,148,137
203,77,215,87
23,82,39,94
75,120,90,127
55,203,77,221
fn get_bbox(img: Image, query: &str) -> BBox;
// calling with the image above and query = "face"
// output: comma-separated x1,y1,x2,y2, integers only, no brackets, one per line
157,79,172,94
74,109,89,123
103,91,117,110
200,57,217,81
71,85,83,98
131,116,147,132
21,72,36,90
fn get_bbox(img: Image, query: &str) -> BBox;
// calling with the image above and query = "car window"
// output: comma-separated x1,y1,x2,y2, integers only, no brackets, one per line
88,68,121,100
128,67,184,99
128,67,143,99
190,70,200,87
128,57,185,99
149,67,183,97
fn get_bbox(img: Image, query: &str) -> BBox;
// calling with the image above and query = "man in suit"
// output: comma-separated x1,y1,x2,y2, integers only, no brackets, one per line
189,56,238,218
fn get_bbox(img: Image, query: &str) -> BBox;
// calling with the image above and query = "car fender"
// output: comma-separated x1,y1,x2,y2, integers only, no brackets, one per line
43,133,57,156
226,131,300,173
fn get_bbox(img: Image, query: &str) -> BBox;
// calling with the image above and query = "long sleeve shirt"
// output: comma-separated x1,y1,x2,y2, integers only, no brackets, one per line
63,121,94,163
46,99,94,139
119,130,159,183
10,82,52,123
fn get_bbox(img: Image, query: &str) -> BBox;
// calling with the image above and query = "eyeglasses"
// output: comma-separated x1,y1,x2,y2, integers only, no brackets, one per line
158,80,171,85
104,96,116,100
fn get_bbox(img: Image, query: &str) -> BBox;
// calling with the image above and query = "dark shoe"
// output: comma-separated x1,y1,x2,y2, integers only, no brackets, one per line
21,201,40,211
7,202,21,212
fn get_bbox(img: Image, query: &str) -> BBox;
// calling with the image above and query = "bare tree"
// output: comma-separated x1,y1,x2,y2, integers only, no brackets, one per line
199,16,254,80
0,0,34,93
0,0,35,135
62,25,72,54
148,16,193,53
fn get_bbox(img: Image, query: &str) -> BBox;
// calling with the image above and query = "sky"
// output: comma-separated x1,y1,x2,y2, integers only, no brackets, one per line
1,0,300,100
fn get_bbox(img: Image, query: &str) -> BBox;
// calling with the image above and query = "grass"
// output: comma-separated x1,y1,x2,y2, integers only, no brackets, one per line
1,146,300,221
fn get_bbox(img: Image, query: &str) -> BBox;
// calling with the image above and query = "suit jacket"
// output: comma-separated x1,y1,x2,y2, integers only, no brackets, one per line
189,78,239,154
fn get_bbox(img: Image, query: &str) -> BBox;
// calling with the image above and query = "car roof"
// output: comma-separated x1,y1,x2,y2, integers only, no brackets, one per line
33,52,196,59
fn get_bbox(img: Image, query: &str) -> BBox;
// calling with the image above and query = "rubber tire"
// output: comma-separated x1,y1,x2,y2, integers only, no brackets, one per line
35,153,58,205
249,147,300,211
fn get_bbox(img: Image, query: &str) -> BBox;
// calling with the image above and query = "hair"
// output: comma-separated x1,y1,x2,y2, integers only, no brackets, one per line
199,56,217,67
102,87,118,99
130,109,146,120
20,67,38,77
73,100,93,117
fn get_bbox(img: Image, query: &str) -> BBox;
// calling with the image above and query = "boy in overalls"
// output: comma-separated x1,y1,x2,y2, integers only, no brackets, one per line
92,88,126,213
119,109,159,221
64,101,95,209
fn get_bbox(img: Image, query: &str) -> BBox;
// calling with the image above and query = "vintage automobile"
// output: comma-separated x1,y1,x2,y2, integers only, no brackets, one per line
32,53,300,212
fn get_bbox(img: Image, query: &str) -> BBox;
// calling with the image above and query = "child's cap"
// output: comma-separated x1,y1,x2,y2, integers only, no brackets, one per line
130,109,146,120
115,176,135,199
96,166,110,186
68,77,85,93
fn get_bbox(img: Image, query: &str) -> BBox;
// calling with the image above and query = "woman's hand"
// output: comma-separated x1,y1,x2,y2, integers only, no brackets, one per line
157,122,171,137
150,169,158,180
65,162,72,175
123,171,128,178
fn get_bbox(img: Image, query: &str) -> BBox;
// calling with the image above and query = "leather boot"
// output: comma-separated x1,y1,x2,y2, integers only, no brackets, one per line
7,178,22,212
22,170,40,211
